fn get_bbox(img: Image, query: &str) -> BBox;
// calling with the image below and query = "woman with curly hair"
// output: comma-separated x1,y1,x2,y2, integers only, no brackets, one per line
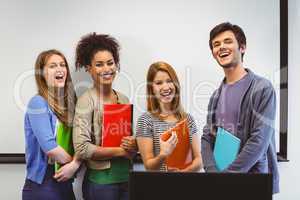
73,33,136,200
22,49,80,200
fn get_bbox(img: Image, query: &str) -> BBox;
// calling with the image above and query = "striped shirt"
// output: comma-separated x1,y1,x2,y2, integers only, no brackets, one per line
136,112,198,171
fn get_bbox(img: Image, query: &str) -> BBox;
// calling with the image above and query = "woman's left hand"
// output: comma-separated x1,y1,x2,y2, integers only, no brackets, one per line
53,159,80,182
167,166,180,172
121,136,137,152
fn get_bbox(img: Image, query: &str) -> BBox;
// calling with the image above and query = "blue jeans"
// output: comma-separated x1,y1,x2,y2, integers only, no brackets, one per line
22,165,75,200
83,177,129,200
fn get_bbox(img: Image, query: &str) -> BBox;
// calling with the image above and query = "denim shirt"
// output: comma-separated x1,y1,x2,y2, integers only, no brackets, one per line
24,95,58,184
201,69,279,194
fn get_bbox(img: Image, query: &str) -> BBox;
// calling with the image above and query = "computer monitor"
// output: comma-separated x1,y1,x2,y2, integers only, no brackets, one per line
129,171,272,200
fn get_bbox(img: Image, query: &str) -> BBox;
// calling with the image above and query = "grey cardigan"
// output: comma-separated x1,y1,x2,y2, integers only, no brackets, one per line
201,69,279,194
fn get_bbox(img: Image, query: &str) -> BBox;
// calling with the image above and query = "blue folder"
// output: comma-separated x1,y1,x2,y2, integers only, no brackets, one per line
213,127,241,171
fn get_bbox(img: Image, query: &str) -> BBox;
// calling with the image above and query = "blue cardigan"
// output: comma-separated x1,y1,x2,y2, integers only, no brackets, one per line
24,95,58,184
201,69,279,194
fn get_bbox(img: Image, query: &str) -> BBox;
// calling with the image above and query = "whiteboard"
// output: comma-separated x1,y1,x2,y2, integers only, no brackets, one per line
0,0,280,154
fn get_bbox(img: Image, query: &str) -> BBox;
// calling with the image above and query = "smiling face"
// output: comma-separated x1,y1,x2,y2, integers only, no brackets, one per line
152,70,176,108
43,54,67,88
211,30,245,69
88,50,117,86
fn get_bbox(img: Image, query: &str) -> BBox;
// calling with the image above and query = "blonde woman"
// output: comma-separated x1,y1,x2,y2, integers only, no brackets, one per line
136,61,202,172
22,49,80,200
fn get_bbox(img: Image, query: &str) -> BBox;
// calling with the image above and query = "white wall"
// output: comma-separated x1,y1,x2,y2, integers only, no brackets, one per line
273,0,300,199
0,165,25,199
0,0,280,154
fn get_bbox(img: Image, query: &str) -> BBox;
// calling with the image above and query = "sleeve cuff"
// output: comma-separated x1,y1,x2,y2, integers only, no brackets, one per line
204,165,218,172
44,142,58,153
85,144,98,159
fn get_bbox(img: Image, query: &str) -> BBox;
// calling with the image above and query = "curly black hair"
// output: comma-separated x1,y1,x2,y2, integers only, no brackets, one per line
75,32,120,71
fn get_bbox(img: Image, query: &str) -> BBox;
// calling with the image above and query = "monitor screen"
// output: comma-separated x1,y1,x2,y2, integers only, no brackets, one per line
129,171,272,200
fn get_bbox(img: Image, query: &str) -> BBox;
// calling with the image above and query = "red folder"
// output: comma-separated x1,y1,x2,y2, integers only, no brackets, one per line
161,119,192,169
101,104,133,147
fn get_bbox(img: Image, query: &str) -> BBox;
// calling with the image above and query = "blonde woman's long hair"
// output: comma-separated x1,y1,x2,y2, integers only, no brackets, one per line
35,49,77,127
146,61,186,120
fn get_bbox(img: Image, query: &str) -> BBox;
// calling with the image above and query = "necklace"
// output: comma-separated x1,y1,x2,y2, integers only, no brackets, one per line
159,111,174,118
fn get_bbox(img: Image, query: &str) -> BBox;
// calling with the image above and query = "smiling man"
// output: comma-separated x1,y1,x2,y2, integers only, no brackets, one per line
201,22,279,194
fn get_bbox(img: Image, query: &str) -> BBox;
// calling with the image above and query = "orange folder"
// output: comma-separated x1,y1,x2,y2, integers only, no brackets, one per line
161,119,192,170
101,104,133,147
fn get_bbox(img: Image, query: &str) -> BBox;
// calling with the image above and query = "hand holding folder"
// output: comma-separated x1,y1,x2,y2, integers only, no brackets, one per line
161,119,192,170
213,127,241,171
101,104,133,147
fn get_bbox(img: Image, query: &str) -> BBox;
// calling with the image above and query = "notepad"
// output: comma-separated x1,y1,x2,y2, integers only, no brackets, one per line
101,104,133,147
161,119,192,170
55,122,74,172
213,127,241,171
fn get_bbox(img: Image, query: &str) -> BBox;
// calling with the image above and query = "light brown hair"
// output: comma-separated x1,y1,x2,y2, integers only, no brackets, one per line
35,49,76,127
146,61,186,120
